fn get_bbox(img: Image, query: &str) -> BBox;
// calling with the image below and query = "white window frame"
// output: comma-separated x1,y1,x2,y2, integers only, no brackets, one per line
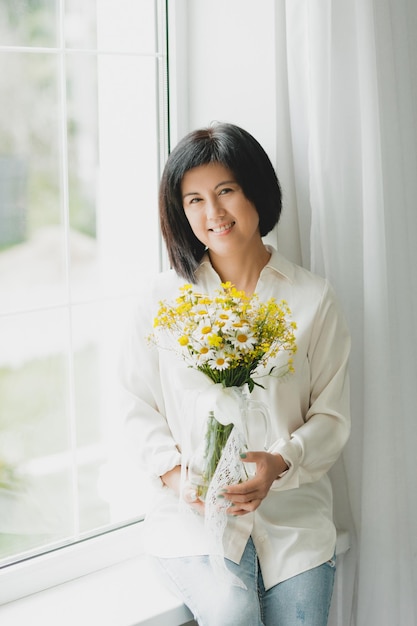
0,0,189,607
0,522,145,605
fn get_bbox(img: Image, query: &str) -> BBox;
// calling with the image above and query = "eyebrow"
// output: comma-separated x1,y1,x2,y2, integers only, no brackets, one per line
182,180,238,199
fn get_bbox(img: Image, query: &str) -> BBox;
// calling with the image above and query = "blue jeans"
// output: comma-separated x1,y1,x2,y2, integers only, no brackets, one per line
157,537,336,626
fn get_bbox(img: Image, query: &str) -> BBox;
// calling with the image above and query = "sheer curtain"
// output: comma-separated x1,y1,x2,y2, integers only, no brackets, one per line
277,0,417,624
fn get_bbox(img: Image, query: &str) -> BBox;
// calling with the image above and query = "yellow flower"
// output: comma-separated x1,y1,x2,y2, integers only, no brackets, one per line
151,282,297,388
207,334,223,348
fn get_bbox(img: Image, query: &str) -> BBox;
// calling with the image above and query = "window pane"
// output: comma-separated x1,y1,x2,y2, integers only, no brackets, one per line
64,0,97,49
97,0,157,53
0,0,167,565
96,54,160,294
0,51,66,314
0,310,74,559
65,0,157,53
66,52,160,302
0,1,59,48
65,52,100,303
72,300,147,528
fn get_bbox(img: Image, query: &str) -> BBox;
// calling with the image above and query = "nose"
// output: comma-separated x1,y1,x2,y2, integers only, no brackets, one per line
206,194,225,219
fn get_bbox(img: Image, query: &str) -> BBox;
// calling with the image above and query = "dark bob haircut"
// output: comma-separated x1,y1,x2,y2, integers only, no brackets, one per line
159,122,282,282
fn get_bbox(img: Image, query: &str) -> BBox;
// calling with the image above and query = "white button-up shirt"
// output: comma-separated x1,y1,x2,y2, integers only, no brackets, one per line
120,247,351,590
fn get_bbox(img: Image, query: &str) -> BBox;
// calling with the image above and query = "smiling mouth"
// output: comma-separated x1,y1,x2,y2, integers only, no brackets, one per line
210,221,235,234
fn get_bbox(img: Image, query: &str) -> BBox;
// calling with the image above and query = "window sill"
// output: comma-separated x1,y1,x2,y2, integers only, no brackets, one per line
0,553,195,626
0,521,195,625
0,527,350,626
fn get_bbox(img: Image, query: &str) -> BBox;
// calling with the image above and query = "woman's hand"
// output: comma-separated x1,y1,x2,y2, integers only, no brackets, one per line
222,452,288,516
161,465,205,516
182,481,205,516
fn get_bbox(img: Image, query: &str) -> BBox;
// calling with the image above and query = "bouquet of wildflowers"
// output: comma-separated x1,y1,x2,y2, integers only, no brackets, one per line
151,282,297,499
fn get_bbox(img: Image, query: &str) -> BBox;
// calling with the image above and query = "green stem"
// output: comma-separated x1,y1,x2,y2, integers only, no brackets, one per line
196,411,233,499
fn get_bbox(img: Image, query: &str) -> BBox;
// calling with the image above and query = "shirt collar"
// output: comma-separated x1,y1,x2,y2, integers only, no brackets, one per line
198,245,295,284
262,245,295,283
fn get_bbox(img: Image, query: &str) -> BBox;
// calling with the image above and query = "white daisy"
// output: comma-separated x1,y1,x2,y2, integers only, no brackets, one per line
209,352,231,370
213,311,240,333
196,346,213,363
230,327,257,350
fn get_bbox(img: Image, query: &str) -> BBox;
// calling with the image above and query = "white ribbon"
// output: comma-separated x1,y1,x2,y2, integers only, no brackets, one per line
195,383,271,450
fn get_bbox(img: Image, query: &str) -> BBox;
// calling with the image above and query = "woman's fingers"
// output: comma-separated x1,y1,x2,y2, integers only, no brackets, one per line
183,483,205,515
219,450,288,515
226,498,262,515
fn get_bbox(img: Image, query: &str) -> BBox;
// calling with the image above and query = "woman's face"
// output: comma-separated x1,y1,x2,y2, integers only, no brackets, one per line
181,162,261,256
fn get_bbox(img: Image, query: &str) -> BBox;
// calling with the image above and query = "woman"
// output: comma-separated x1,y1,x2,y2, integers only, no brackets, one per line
120,123,351,625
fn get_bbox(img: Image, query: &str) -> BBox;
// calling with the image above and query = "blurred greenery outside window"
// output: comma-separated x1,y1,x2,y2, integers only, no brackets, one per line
0,0,167,565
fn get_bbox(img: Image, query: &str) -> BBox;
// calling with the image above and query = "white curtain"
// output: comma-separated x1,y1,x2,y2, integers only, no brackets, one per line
277,0,417,624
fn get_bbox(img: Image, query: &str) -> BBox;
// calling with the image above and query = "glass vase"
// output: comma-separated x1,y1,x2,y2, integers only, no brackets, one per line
188,385,270,501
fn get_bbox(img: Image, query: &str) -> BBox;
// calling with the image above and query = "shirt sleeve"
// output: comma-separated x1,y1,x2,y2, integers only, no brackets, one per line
268,280,351,491
118,290,182,487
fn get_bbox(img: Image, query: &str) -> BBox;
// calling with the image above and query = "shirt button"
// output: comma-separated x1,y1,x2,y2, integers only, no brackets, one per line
258,535,266,543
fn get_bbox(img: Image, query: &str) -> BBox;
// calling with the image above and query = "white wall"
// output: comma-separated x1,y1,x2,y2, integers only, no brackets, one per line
186,0,277,162
168,0,302,264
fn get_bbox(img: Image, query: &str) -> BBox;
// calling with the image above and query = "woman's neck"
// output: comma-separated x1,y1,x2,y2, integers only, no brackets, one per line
208,243,271,295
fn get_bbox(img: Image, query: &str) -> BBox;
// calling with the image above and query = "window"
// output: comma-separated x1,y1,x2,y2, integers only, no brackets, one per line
0,0,168,567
